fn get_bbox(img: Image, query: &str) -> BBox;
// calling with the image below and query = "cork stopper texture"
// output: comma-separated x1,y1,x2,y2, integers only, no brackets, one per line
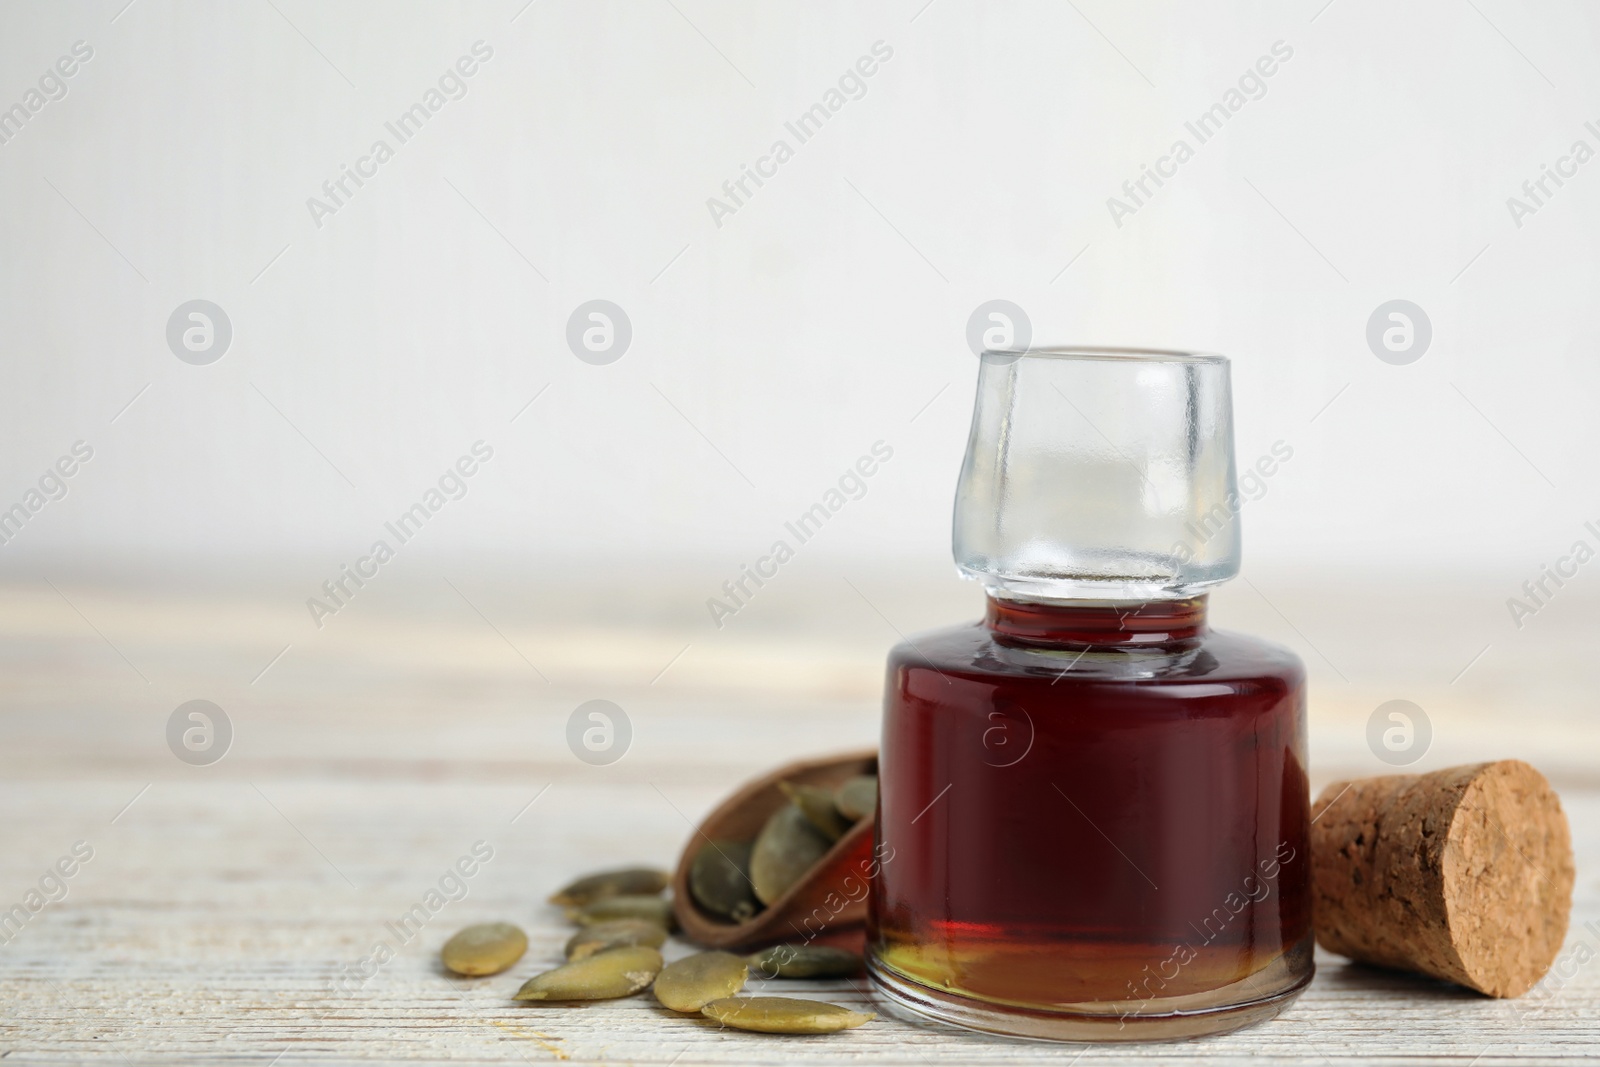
1311,760,1574,997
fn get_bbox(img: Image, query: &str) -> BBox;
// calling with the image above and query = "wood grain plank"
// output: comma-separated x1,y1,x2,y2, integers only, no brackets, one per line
0,580,1595,1064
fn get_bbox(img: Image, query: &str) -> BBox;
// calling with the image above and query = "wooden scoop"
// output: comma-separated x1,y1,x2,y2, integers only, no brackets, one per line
671,749,878,952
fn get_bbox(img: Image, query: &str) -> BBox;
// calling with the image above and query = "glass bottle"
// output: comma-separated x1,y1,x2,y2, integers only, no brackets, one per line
867,348,1312,1041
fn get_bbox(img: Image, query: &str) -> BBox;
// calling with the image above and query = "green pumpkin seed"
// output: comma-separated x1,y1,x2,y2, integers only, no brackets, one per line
780,782,850,841
746,944,863,979
750,805,831,905
569,894,677,931
701,996,875,1034
688,841,759,922
834,775,877,821
513,946,664,1001
564,918,667,961
548,866,669,907
439,922,528,976
652,951,749,1012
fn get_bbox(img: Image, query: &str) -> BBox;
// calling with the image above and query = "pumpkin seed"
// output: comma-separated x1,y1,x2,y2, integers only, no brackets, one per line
439,922,528,976
569,894,677,931
513,946,663,1001
750,805,831,905
780,782,850,841
701,996,875,1034
834,775,877,821
689,841,759,922
747,944,863,979
564,918,667,961
548,866,669,907
652,951,748,1012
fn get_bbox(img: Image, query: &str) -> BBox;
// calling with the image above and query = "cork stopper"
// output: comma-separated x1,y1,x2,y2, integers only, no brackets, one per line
1311,760,1574,998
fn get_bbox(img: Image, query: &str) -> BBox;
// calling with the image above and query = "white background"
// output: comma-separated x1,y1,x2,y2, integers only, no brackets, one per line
0,0,1596,593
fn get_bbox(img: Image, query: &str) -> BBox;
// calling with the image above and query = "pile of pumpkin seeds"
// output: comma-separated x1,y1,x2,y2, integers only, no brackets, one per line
693,774,877,919
439,850,876,1035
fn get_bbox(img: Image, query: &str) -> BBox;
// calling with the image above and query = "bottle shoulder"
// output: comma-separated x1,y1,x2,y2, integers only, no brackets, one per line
889,618,1305,685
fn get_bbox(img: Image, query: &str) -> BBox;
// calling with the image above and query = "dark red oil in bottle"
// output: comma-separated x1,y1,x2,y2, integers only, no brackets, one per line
868,595,1312,1030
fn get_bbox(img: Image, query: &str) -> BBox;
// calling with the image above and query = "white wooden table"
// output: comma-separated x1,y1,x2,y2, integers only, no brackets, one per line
1,571,1595,1064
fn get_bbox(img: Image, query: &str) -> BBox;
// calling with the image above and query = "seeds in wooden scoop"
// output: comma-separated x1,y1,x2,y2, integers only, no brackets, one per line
564,918,668,961
780,781,851,841
701,995,875,1034
653,951,749,1012
548,866,669,907
747,944,863,979
689,841,759,922
750,805,832,905
569,893,677,931
439,922,528,976
834,775,877,821
513,946,664,1001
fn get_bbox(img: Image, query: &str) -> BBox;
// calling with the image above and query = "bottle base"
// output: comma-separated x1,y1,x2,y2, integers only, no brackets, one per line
867,939,1313,1043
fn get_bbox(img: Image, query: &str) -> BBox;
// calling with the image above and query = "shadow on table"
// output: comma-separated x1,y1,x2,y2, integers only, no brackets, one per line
1315,957,1492,1002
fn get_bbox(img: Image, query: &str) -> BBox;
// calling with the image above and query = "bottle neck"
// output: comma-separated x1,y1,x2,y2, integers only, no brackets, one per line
985,594,1209,650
